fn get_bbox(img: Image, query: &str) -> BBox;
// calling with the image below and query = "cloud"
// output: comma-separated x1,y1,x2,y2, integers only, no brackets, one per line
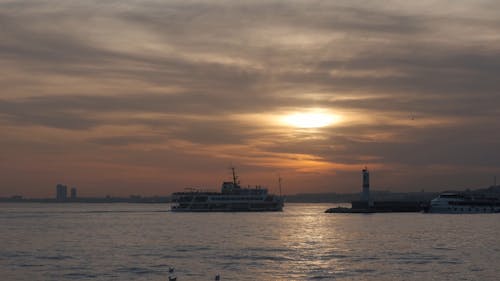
0,98,99,130
1,0,500,196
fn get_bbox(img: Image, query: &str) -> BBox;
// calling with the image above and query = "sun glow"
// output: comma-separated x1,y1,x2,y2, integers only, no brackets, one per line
282,111,339,128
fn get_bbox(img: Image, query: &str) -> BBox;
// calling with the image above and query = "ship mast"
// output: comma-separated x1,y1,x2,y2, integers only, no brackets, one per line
231,166,239,187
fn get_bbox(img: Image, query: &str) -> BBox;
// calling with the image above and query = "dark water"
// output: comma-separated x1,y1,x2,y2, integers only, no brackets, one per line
1,203,499,280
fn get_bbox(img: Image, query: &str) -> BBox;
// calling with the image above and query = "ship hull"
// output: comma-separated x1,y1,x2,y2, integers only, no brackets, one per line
170,193,284,212
171,207,283,212
171,202,283,212
428,205,500,214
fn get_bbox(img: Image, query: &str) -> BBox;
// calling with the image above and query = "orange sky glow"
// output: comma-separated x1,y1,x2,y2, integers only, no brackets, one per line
1,0,500,197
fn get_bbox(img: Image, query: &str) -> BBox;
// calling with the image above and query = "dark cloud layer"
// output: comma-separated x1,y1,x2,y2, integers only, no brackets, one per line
1,0,500,196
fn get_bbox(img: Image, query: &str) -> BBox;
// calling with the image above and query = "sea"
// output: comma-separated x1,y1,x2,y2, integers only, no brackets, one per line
1,203,499,281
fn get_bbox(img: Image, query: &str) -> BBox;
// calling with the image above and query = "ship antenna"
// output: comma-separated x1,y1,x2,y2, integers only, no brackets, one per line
278,174,282,197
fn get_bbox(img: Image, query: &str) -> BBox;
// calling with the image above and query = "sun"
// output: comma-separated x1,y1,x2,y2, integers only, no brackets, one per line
282,111,339,128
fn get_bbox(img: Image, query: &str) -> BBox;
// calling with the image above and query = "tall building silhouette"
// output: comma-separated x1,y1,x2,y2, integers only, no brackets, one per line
56,184,67,201
70,187,77,200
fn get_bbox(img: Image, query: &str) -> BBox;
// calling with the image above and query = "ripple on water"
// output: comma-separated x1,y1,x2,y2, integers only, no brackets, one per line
63,272,98,279
113,266,156,275
161,254,186,259
222,253,293,262
317,253,350,259
438,259,463,265
36,255,74,261
392,252,442,265
174,245,212,252
16,263,45,268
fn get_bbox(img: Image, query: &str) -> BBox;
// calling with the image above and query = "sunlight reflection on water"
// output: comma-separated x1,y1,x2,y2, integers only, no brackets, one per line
1,203,499,280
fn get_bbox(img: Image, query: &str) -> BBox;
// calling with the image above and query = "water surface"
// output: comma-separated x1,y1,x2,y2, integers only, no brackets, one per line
1,203,499,280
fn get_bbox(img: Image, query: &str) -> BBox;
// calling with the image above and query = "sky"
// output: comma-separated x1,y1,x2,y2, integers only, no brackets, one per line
1,0,500,197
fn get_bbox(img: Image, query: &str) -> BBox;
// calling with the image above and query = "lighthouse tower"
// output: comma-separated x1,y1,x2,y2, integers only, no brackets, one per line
361,167,370,202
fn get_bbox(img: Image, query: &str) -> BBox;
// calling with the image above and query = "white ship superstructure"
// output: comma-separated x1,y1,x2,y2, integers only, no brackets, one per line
429,192,500,213
171,168,284,212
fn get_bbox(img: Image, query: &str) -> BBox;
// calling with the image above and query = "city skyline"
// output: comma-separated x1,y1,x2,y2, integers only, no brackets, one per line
1,0,500,197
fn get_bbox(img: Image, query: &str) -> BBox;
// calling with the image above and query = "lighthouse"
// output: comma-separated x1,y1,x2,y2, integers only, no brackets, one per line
361,167,370,202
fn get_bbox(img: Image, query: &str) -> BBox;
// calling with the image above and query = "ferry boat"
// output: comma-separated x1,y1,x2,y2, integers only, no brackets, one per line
428,192,500,213
170,168,284,212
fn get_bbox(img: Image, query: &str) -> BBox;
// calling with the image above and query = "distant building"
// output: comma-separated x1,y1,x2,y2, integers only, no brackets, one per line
56,184,67,201
70,187,77,200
